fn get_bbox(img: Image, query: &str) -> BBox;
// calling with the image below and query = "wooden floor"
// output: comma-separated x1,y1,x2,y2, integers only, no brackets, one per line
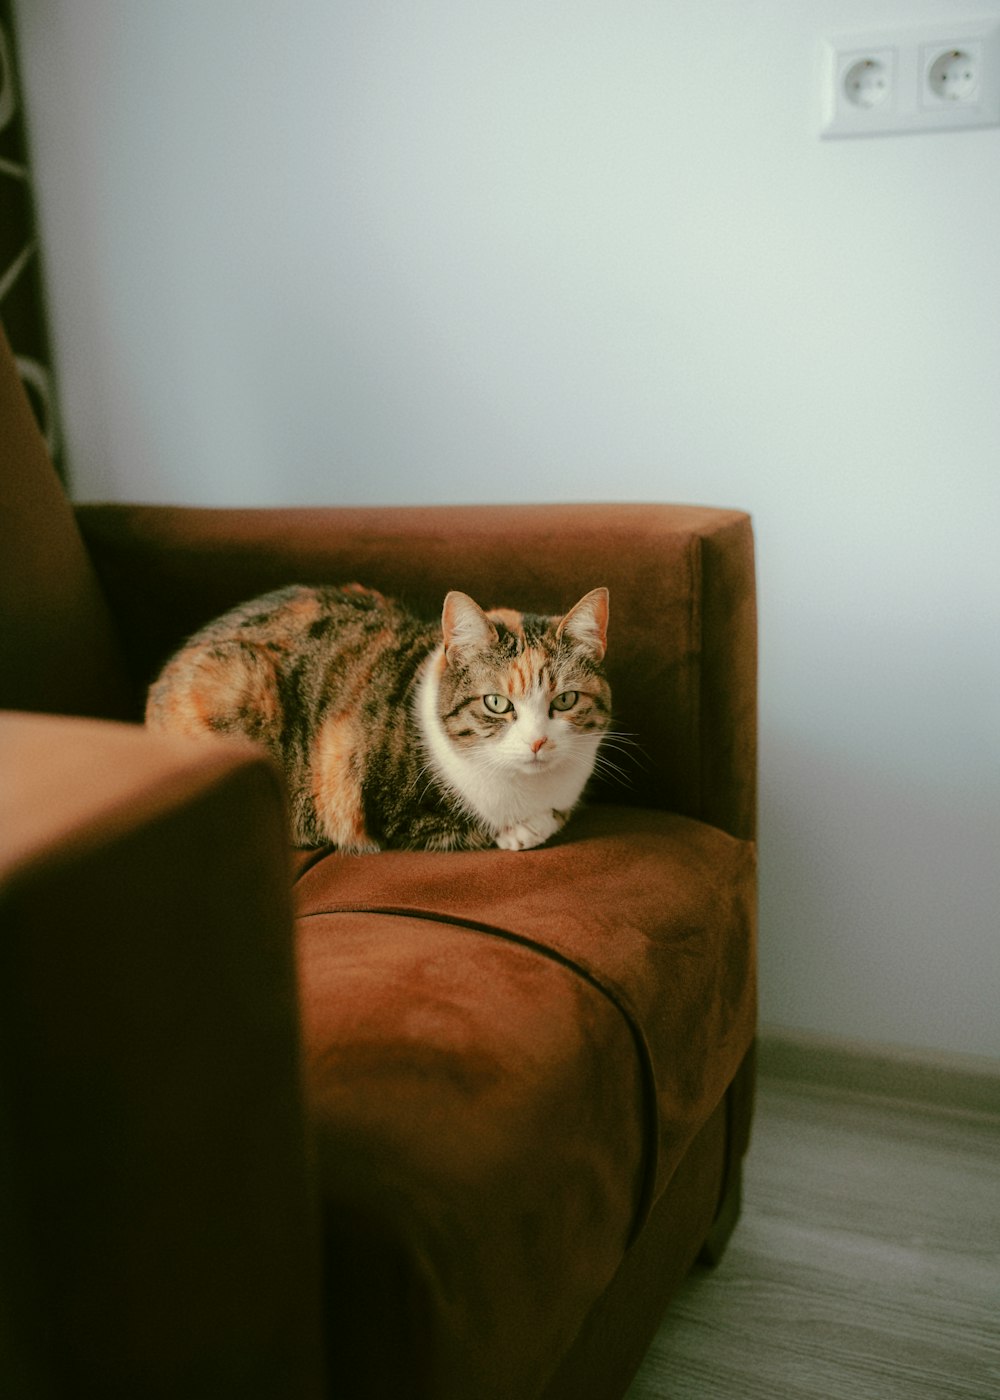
626,1064,1000,1399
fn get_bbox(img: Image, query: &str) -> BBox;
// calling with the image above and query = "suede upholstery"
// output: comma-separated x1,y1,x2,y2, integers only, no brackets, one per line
0,713,326,1399
293,809,755,1399
0,322,757,1399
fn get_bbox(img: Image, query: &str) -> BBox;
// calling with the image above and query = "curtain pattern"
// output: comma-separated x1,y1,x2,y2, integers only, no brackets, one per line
1,1,62,475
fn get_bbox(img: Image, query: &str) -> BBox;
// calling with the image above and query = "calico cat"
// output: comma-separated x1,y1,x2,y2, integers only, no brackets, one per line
146,583,611,852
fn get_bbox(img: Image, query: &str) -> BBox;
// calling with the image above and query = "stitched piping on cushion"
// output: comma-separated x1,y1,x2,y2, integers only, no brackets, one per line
299,901,660,1246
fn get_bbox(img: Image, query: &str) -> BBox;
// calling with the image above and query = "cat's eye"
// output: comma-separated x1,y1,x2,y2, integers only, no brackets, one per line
551,691,579,712
483,694,514,715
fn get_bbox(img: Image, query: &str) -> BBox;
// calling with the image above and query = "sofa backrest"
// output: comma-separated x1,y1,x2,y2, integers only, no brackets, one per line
77,499,757,841
0,325,131,718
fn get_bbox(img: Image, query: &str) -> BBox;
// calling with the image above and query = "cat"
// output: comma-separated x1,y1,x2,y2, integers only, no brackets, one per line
146,582,611,852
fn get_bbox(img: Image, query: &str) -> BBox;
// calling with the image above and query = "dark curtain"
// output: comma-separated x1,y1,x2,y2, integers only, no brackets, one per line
1,1,62,478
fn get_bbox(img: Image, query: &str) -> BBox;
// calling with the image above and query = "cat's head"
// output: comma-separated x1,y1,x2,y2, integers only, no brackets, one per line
436,588,611,777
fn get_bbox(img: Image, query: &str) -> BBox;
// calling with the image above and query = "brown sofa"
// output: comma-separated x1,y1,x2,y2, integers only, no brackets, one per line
0,323,757,1400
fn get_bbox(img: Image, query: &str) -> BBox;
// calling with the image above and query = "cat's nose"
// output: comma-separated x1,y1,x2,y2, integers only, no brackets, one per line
530,737,548,753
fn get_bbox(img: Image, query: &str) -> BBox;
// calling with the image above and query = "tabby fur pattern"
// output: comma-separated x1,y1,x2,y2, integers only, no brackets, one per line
146,583,611,852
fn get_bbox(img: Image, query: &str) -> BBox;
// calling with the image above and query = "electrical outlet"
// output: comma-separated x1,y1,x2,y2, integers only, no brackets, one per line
844,55,893,109
821,20,1000,137
923,44,980,104
824,43,900,134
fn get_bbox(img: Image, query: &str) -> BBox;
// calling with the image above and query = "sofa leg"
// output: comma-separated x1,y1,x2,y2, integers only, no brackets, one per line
697,1163,742,1267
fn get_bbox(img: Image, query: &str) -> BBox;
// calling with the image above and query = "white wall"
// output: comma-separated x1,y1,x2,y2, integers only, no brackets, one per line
17,1,1000,1058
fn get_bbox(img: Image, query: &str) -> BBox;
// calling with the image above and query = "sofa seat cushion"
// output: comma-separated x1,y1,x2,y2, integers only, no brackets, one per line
291,804,756,1399
294,804,757,1196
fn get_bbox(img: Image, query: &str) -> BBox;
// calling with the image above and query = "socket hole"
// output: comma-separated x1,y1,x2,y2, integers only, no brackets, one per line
844,57,889,108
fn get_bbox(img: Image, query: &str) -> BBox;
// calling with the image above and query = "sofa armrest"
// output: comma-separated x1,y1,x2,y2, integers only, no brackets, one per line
77,501,756,838
0,713,325,1398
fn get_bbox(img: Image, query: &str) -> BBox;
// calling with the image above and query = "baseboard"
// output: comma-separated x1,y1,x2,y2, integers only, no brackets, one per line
758,1024,1000,1119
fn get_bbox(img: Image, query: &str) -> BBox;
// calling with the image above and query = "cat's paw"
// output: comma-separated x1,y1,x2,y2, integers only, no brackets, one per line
495,809,565,852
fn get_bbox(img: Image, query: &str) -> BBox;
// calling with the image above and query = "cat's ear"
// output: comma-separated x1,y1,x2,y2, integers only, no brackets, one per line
556,587,609,661
442,591,499,663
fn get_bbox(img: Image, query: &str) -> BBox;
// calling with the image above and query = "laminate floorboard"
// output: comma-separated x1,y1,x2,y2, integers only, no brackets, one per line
625,1075,1000,1400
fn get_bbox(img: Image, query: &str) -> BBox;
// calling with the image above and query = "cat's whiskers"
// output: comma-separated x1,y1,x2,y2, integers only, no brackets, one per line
584,729,645,790
599,727,644,752
599,730,649,765
592,751,631,782
414,767,436,804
